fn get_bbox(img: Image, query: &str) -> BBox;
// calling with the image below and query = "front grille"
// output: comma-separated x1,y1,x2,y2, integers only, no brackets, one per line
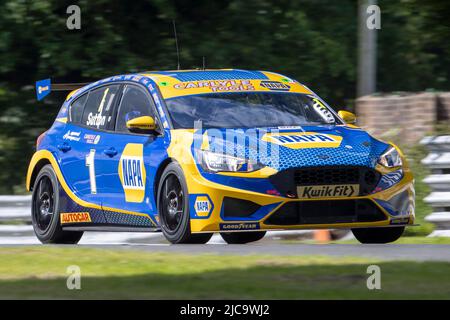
264,199,386,225
269,166,381,197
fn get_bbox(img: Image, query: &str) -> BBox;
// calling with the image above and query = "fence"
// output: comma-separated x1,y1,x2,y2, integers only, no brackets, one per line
421,135,450,234
0,195,31,223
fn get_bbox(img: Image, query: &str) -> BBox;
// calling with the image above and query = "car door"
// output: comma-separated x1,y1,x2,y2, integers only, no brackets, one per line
95,83,167,218
57,84,120,206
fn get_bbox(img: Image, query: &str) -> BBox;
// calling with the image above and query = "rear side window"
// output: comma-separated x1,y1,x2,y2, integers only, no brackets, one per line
81,85,120,130
69,94,88,124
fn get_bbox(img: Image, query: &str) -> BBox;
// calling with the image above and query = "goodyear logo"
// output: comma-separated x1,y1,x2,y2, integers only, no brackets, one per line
119,144,146,203
262,132,343,149
194,195,213,217
61,212,91,224
219,223,260,231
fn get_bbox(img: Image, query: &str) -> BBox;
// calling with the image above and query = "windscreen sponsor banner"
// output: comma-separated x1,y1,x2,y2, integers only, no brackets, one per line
146,73,313,99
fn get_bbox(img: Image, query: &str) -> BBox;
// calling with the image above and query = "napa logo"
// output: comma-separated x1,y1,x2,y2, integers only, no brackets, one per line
118,144,146,203
192,195,213,218
262,132,343,149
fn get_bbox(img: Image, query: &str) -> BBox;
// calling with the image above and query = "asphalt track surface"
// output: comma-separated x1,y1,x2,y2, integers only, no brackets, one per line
1,225,449,261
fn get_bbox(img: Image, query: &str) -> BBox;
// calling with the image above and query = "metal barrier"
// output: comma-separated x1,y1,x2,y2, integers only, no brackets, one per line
421,135,450,233
0,195,31,222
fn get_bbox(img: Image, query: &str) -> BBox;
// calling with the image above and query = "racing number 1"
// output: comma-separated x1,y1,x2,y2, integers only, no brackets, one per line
85,149,97,194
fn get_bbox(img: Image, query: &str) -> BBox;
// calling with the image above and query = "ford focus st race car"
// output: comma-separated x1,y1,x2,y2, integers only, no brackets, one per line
27,69,415,244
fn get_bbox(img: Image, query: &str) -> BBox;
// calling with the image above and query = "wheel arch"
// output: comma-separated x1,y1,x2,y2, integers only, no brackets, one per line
153,157,176,204
27,158,52,191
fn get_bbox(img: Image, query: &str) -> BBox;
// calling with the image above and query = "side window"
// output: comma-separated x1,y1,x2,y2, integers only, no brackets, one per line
69,94,88,124
81,85,120,130
115,85,156,133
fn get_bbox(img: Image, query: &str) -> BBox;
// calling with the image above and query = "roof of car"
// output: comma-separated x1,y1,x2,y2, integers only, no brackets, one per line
65,69,313,101
141,69,269,82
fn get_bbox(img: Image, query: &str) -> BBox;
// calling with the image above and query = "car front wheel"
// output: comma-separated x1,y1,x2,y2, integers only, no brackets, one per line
157,162,213,244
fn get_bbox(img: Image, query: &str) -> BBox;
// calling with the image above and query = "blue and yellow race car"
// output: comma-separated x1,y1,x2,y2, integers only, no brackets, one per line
27,69,414,244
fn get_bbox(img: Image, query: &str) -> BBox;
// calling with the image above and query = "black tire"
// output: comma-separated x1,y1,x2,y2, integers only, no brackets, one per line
31,164,83,244
221,231,266,244
352,227,404,244
157,162,213,244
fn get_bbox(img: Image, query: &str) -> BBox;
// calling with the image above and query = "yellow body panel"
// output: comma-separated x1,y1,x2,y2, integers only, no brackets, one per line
166,129,415,233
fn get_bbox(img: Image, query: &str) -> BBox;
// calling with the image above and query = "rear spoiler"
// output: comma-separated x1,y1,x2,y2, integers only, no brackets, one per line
35,78,90,101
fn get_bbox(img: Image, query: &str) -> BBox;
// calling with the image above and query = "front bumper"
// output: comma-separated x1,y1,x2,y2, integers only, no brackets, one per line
186,165,415,233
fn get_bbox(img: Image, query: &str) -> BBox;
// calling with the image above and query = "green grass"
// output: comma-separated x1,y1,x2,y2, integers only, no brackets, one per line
0,246,449,299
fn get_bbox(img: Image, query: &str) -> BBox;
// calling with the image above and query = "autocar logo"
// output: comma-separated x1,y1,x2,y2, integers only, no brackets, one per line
60,212,92,224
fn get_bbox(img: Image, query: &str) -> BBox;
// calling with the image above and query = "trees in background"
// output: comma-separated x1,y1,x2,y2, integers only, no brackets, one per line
0,0,448,193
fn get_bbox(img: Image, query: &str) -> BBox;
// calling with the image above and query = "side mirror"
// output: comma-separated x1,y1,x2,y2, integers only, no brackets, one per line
338,110,357,125
126,116,157,133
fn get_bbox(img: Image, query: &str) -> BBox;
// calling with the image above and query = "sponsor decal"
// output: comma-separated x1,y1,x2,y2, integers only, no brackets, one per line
86,112,106,128
311,97,335,124
219,222,260,231
390,217,410,225
83,133,101,144
63,130,81,141
297,184,359,198
36,78,51,101
61,212,92,224
118,144,146,203
260,80,290,91
262,132,343,149
192,195,214,218
174,80,255,93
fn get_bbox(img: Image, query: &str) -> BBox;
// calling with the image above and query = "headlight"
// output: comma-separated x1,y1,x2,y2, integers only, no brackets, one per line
198,150,264,172
378,146,402,167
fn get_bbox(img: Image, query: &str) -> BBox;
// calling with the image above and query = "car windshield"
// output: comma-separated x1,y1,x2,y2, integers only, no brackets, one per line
165,92,339,129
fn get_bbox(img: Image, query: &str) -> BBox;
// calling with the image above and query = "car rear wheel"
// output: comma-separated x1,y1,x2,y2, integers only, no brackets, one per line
31,165,83,244
352,226,404,244
220,231,266,244
157,162,213,244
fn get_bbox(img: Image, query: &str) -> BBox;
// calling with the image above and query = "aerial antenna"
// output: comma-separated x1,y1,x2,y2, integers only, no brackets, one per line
172,20,181,70
202,56,206,70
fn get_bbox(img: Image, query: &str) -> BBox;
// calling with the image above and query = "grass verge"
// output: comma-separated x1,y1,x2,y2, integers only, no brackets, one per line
0,246,449,299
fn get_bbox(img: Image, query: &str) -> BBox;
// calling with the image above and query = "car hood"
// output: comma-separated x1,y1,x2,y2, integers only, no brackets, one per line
193,125,390,171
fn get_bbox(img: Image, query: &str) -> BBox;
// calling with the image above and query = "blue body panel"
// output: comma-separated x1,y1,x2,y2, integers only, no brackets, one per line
34,70,405,229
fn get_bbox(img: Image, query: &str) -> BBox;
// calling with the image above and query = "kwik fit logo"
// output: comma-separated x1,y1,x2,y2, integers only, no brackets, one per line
297,184,359,198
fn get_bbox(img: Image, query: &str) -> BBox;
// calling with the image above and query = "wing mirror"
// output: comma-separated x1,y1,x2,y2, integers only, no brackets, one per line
126,116,157,133
338,110,357,125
